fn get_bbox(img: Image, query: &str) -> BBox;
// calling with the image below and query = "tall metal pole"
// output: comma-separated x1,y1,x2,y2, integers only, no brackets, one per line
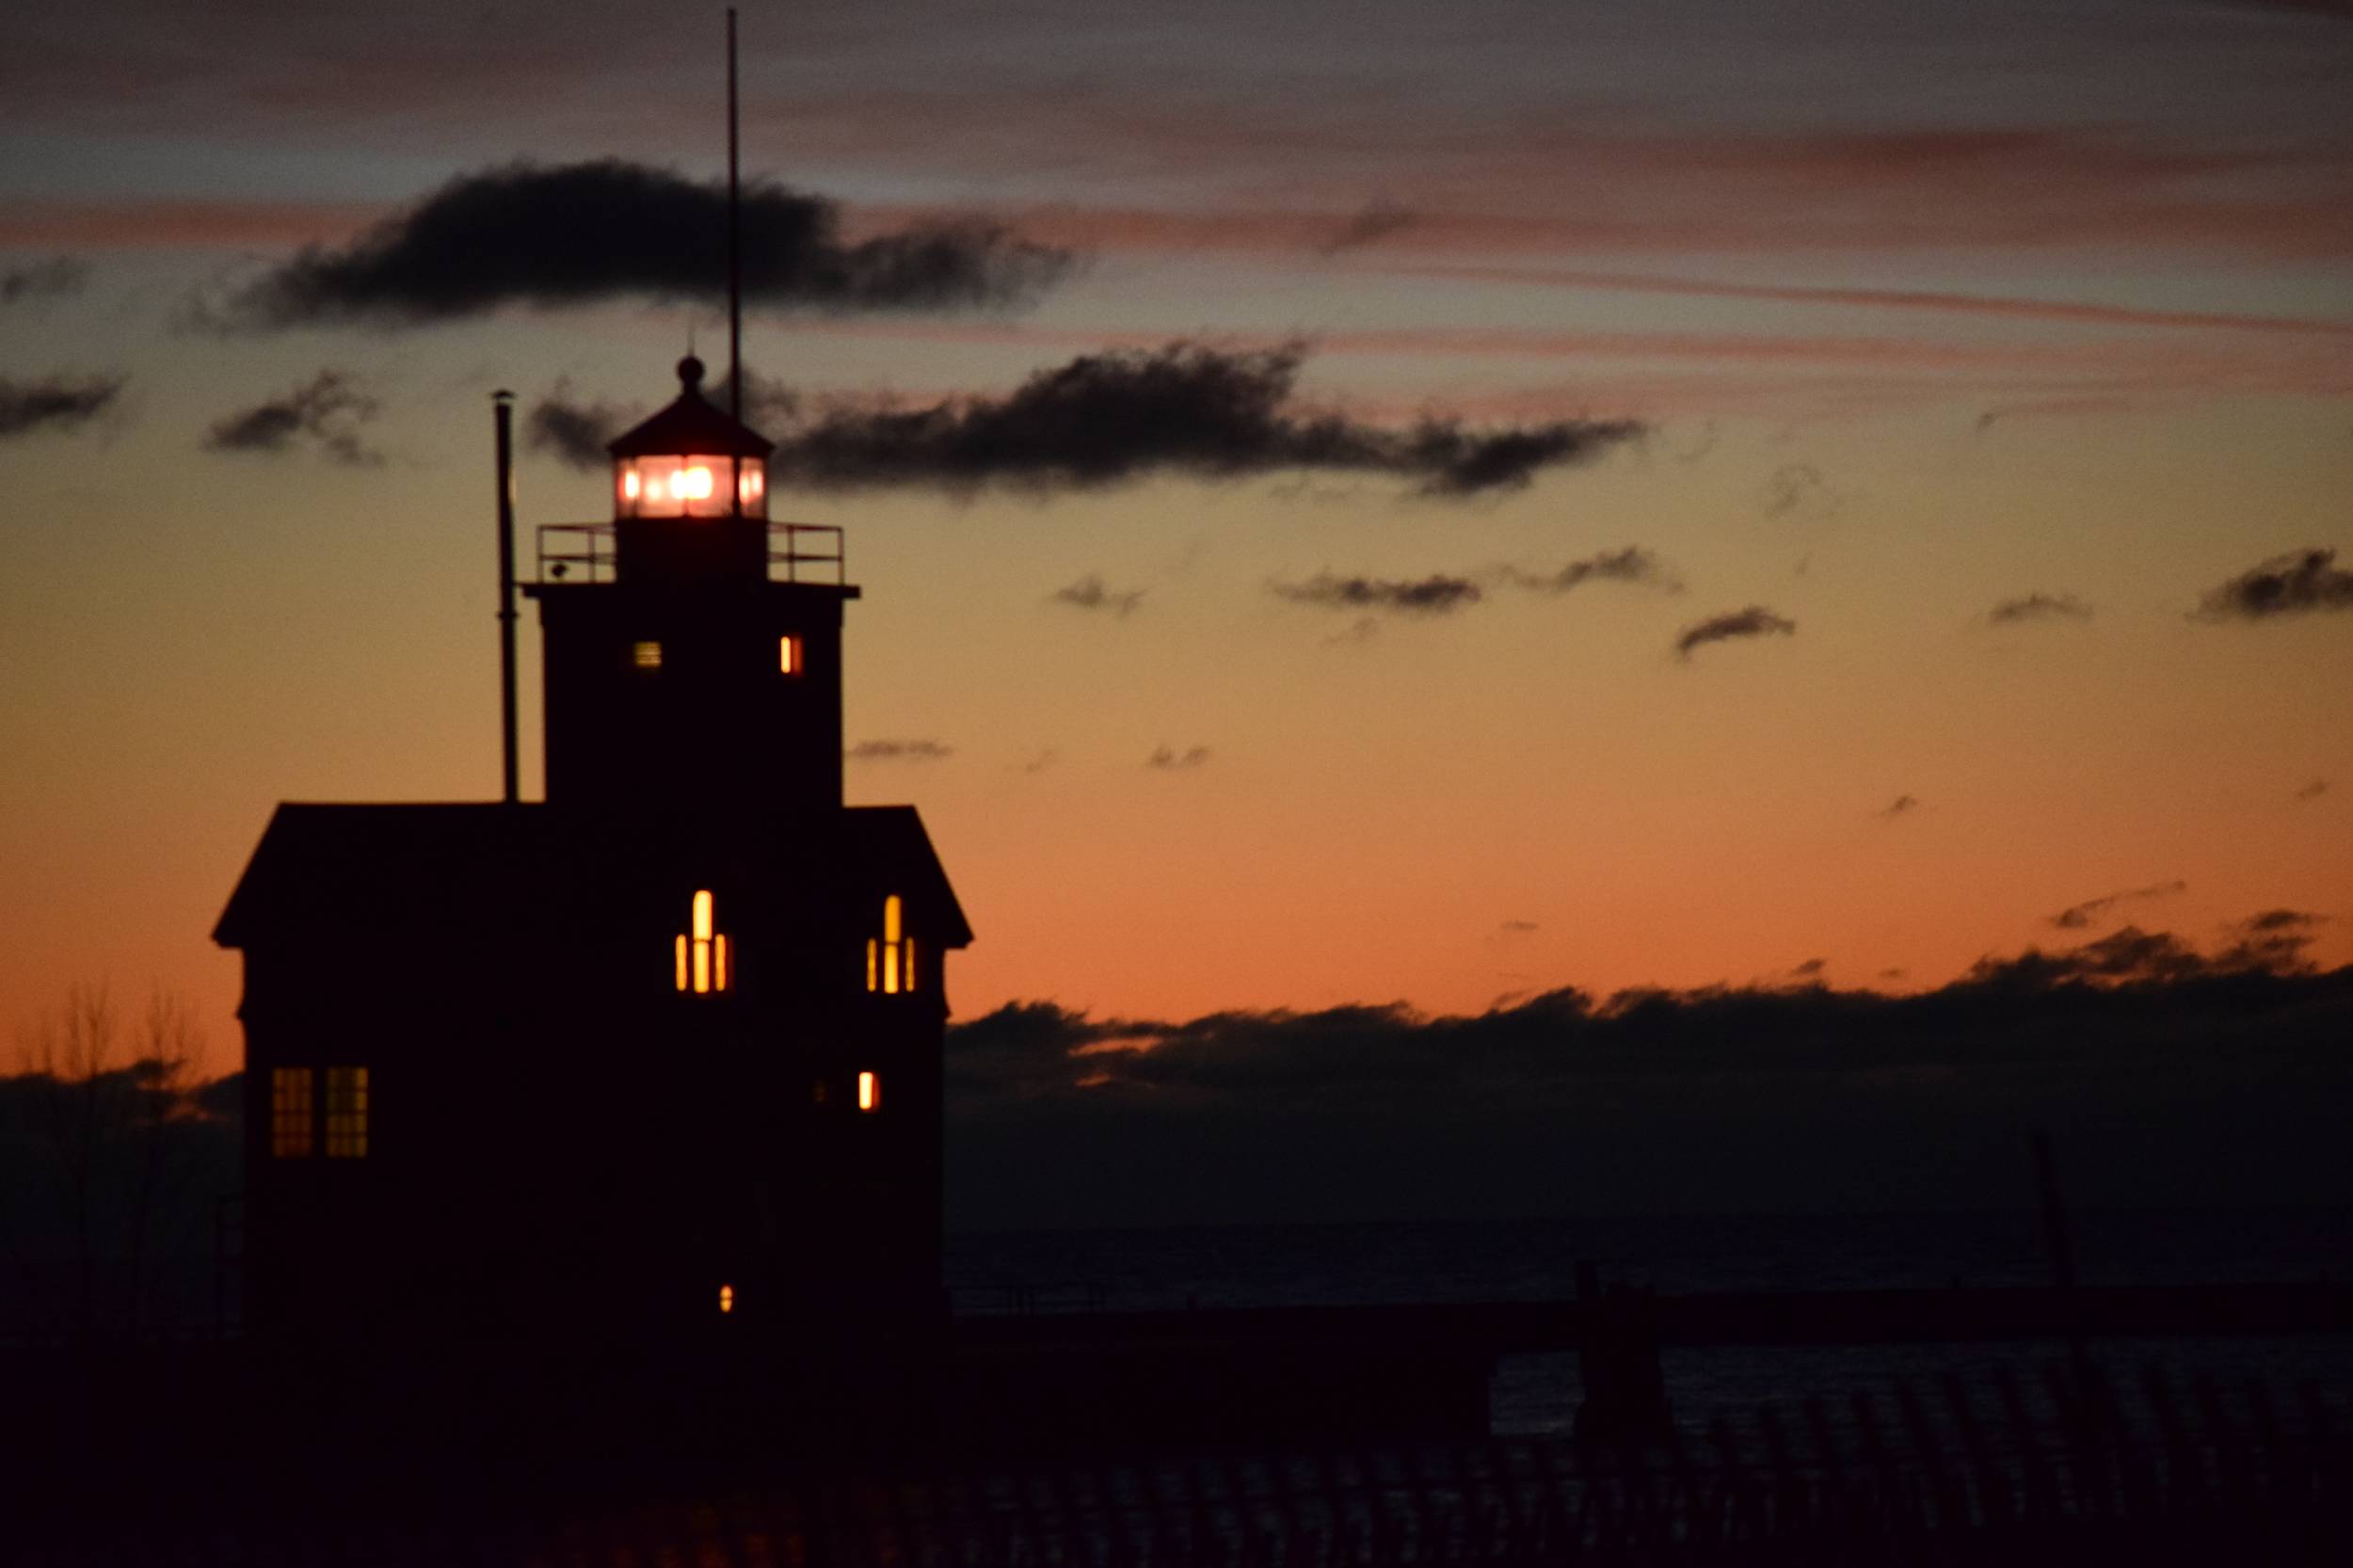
727,7,744,520
492,390,520,805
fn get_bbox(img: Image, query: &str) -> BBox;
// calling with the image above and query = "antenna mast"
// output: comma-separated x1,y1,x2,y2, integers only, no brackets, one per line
727,7,744,519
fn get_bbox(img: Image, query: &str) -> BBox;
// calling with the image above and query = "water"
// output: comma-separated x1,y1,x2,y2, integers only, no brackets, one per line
945,1208,2353,1435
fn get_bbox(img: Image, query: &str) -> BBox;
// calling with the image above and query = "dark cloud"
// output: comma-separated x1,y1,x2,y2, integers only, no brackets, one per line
1017,749,1060,775
1503,546,1681,595
2193,547,2353,621
1673,605,1796,659
211,159,1074,328
2049,878,2188,930
944,922,2353,1226
1499,920,1540,935
1787,958,1828,982
1878,794,1920,819
845,739,952,762
1987,591,2093,626
1,257,88,305
203,371,380,465
2217,909,2330,974
1049,573,1145,616
1146,744,1211,771
524,385,635,470
1271,571,1483,616
761,343,1641,497
1761,462,1837,519
0,374,122,439
1318,200,1417,255
2295,778,2329,801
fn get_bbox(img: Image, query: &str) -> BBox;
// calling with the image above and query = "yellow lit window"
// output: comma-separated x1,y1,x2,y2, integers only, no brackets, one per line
778,634,801,675
324,1066,369,1159
633,640,663,669
857,1071,879,1112
718,1283,735,1314
674,888,731,995
271,1067,313,1158
865,893,917,995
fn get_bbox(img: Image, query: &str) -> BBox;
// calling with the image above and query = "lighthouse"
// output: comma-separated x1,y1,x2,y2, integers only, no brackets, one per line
214,356,970,1367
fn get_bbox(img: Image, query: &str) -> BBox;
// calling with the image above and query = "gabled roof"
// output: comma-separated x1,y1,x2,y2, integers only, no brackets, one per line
214,802,970,950
608,356,774,460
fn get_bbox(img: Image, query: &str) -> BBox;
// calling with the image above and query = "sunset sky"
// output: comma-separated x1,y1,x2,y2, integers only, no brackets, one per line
3,0,2349,1078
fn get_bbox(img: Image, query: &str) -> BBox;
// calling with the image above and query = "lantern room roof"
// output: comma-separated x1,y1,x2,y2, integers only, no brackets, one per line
607,356,775,460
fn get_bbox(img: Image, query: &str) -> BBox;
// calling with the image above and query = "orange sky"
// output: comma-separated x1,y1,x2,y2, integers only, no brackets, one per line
3,0,2349,1069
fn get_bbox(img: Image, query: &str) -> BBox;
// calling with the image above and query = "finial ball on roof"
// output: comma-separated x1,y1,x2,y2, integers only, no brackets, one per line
678,355,707,391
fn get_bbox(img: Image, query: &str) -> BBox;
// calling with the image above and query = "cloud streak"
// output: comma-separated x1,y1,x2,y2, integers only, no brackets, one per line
763,343,1642,497
2049,879,2189,930
1049,574,1145,616
2194,548,2353,620
1674,605,1797,659
203,371,380,465
1146,744,1211,771
1270,572,1483,616
845,739,953,762
0,257,87,305
0,374,122,439
1988,591,2093,626
210,160,1074,328
1503,546,1680,595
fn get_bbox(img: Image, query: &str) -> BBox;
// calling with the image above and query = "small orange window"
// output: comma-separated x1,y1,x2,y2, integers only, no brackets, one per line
271,1067,314,1158
865,894,916,995
674,888,731,995
857,1071,879,1112
778,634,802,675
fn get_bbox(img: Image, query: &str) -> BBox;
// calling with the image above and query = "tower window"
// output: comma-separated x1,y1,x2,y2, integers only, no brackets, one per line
270,1067,313,1158
866,894,917,995
324,1066,369,1159
718,1283,735,1314
778,634,802,675
857,1071,879,1112
675,888,731,995
632,640,663,669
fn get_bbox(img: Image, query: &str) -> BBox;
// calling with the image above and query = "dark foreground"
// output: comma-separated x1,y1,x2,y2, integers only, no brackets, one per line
11,1352,2353,1566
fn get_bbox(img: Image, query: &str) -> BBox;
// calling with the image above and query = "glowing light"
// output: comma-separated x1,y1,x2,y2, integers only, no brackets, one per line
718,1284,734,1314
779,635,798,675
622,469,641,502
270,1067,313,1158
858,1071,878,1112
867,894,915,995
677,889,728,996
680,465,714,501
633,641,663,669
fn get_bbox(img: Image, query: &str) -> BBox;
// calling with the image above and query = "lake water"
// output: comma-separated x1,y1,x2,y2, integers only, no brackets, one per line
945,1208,2353,1436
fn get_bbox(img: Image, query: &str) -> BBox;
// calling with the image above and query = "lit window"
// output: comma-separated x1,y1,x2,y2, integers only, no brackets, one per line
324,1066,369,1159
633,640,663,669
616,455,767,520
271,1067,313,1158
718,1284,735,1314
858,1071,879,1112
674,888,731,995
865,893,916,995
778,634,801,675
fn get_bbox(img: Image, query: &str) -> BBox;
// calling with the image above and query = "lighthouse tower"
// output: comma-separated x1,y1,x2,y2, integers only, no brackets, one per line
214,357,969,1368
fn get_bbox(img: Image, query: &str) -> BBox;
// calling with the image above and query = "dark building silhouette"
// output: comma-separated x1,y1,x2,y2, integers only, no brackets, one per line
215,359,969,1367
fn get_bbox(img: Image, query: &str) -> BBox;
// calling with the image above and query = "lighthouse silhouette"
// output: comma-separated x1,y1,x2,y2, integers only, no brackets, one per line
213,355,972,1384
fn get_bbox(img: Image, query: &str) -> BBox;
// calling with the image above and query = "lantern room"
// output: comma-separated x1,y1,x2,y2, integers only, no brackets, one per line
609,355,773,521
